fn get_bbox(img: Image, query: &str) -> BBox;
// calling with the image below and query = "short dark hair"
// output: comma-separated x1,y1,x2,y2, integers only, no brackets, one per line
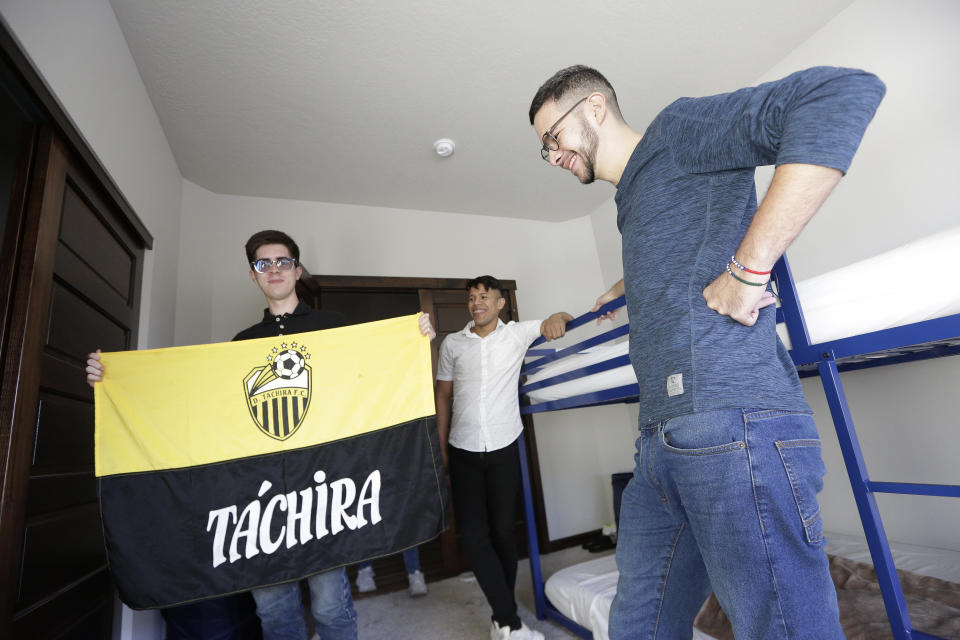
244,230,300,264
466,275,502,294
528,65,622,125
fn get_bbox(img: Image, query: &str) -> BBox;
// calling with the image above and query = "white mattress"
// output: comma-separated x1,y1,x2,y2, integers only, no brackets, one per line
544,531,960,640
525,226,960,404
776,225,960,347
543,552,717,640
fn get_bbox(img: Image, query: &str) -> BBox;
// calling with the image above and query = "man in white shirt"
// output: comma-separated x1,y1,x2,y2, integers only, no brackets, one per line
435,275,572,640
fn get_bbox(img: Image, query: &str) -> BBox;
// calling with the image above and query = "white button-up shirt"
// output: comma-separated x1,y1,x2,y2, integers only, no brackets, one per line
437,319,543,452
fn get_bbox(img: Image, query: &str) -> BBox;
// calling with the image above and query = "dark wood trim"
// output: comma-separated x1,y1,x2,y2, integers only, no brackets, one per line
296,265,321,300
417,289,438,379
519,412,550,547
0,16,153,248
0,123,37,375
505,289,521,322
0,130,68,630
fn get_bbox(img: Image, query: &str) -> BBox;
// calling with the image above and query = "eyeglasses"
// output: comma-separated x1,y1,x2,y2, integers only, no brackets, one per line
540,96,587,161
251,257,298,273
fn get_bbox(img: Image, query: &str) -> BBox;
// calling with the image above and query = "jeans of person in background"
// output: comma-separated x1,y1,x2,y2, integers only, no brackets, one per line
608,408,843,640
356,546,421,574
448,439,522,630
251,567,357,640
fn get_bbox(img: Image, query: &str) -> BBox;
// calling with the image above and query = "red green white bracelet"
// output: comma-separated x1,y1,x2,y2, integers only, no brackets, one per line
730,255,771,276
726,263,768,287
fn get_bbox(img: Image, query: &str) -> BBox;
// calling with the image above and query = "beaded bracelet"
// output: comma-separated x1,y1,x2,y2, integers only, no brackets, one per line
730,255,771,276
726,263,768,287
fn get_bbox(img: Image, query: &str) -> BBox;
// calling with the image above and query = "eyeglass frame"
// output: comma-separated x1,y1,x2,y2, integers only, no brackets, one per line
250,257,299,273
540,96,588,161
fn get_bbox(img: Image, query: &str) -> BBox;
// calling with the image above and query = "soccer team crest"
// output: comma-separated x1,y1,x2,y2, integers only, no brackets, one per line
243,341,312,440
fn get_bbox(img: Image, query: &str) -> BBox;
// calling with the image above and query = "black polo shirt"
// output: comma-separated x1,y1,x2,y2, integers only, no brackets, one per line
232,300,346,342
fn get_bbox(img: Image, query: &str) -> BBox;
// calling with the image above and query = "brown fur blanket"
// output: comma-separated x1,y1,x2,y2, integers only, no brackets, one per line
693,554,960,639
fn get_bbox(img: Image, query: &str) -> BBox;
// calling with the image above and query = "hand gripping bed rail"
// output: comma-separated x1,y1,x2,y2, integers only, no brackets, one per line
521,296,627,371
519,296,638,414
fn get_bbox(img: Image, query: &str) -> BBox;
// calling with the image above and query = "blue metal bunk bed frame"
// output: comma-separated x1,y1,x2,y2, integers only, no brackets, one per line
515,254,960,640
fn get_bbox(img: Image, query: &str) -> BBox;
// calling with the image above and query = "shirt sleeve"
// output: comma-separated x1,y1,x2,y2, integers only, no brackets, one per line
519,319,545,346
659,66,886,175
436,336,454,381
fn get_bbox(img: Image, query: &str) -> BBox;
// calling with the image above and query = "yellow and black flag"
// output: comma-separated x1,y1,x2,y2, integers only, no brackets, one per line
95,314,447,609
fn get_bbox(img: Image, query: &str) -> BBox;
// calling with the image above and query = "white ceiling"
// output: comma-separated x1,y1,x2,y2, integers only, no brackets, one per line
109,0,854,222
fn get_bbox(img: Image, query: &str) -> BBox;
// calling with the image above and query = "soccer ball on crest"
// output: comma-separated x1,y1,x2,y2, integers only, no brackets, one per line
272,349,306,379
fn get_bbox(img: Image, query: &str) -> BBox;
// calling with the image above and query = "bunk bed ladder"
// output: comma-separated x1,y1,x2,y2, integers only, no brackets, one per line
818,353,915,639
774,256,960,640
518,435,595,638
518,434,545,618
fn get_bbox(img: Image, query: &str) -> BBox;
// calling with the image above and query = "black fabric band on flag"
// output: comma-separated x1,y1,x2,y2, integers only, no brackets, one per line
99,416,448,609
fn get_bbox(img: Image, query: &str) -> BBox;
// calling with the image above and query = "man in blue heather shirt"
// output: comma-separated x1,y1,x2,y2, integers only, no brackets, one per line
529,66,884,638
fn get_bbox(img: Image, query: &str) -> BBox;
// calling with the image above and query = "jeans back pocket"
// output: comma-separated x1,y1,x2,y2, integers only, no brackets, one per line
775,438,826,545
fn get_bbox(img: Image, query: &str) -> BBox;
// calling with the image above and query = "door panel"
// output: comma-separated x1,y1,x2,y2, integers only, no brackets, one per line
0,130,145,639
39,350,95,399
47,281,129,357
33,393,95,471
58,185,136,300
13,570,113,640
319,289,421,325
53,243,136,326
18,505,105,608
25,474,96,518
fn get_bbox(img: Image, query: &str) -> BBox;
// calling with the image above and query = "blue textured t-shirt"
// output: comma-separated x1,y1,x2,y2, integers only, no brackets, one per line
616,66,885,425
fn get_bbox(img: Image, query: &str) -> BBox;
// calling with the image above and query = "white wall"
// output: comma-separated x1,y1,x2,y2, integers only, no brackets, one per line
756,0,960,550
587,0,960,551
757,0,960,279
178,180,638,539
0,1,183,637
588,198,622,291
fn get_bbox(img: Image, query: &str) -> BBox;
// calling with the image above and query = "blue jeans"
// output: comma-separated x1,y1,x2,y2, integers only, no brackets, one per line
251,568,357,640
608,408,843,640
357,546,421,574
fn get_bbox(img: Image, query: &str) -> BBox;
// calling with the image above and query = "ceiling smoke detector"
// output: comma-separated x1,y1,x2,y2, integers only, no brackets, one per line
433,138,455,157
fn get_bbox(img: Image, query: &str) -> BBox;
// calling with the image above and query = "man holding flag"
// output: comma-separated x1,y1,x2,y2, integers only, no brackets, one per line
87,229,437,640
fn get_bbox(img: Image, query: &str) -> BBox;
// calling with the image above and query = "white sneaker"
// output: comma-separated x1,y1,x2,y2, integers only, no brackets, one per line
490,621,544,640
355,565,376,593
407,569,427,597
508,623,544,640
490,621,510,640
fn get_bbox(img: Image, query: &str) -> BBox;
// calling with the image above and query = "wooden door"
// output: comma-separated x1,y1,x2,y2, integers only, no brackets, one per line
0,129,146,639
0,23,152,638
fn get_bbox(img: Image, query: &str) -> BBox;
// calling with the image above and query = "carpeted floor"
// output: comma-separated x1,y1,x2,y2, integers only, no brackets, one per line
354,545,611,639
